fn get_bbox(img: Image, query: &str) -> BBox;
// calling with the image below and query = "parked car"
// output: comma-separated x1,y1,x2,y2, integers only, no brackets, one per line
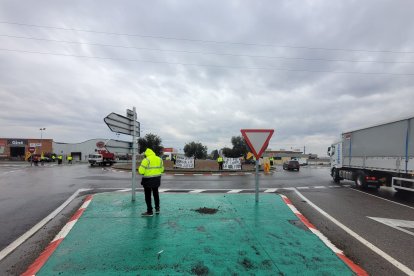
283,160,300,171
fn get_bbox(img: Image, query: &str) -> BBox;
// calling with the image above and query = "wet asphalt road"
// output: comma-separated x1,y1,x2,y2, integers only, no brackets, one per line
0,161,413,275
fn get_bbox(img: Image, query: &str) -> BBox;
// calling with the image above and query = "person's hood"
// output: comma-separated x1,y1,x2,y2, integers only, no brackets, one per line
144,148,155,157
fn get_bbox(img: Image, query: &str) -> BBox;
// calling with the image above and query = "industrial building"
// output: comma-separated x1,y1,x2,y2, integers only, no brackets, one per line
0,138,132,161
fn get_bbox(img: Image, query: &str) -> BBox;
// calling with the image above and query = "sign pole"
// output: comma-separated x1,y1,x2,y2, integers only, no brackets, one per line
255,160,259,202
240,129,275,203
131,107,137,202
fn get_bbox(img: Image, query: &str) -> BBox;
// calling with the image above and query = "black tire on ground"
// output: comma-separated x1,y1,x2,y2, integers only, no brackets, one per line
332,168,340,183
355,171,367,189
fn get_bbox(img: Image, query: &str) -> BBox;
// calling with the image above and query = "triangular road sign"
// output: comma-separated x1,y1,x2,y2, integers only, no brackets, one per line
241,129,274,159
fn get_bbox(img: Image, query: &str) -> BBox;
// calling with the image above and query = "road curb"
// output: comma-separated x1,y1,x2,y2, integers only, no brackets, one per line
280,194,368,276
21,195,94,276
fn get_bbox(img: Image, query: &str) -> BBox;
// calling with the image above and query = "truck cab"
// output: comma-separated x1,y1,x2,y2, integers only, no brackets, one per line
328,142,342,170
328,142,342,183
88,154,103,166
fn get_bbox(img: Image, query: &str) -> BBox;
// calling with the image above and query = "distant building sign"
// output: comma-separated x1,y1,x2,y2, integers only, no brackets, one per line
96,141,105,148
0,142,5,154
7,139,27,146
29,143,42,147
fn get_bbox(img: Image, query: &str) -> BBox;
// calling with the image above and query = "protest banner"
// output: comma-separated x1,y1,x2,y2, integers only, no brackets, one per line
223,157,241,170
175,155,195,169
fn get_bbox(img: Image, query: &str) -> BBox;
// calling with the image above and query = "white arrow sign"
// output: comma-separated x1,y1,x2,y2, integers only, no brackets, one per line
104,112,139,136
368,217,414,237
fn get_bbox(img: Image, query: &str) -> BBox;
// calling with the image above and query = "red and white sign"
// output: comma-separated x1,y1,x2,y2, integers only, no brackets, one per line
29,147,36,153
241,129,274,159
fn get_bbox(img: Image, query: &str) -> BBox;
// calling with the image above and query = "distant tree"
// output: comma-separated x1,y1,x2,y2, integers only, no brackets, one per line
184,141,207,159
221,136,249,158
210,150,219,160
231,136,249,157
221,147,232,157
138,133,163,156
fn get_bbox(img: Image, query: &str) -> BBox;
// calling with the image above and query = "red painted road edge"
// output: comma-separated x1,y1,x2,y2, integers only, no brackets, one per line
280,194,368,276
21,195,94,276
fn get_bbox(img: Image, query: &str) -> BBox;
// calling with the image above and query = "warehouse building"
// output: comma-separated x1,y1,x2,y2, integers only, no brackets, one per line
0,138,53,161
0,138,131,161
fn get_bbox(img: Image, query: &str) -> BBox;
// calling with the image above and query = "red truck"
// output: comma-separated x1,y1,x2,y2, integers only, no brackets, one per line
88,149,116,166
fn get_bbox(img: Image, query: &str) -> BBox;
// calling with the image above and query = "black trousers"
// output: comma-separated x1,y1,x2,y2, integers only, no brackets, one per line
144,186,159,213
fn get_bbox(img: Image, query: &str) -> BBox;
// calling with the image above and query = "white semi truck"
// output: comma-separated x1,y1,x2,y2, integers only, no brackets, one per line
328,116,414,192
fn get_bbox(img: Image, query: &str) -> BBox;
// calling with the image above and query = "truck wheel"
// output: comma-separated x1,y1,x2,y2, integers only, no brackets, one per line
332,169,340,183
355,172,367,189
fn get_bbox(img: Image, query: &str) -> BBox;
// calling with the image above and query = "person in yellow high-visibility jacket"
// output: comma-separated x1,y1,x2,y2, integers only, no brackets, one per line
217,156,224,171
138,148,164,217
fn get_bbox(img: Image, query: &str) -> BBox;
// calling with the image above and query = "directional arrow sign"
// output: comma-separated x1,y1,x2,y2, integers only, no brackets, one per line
104,112,139,136
368,217,414,237
241,129,274,159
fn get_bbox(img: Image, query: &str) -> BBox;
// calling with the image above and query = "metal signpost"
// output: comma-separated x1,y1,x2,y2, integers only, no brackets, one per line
241,129,274,202
104,107,140,201
29,147,35,167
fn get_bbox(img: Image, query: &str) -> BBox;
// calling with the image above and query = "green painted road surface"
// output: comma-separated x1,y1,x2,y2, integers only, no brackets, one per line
38,193,354,275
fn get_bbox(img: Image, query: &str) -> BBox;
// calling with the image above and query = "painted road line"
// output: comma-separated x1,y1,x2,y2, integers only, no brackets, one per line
349,188,414,210
116,188,132,192
174,173,185,176
189,189,206,193
368,217,414,237
296,186,310,189
158,189,170,193
211,173,221,176
294,189,414,276
264,188,278,193
193,174,203,176
0,188,91,262
314,186,327,189
227,189,243,193
21,195,94,276
280,194,368,276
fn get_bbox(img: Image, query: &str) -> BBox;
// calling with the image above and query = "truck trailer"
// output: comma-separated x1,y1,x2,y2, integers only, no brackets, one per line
328,116,414,192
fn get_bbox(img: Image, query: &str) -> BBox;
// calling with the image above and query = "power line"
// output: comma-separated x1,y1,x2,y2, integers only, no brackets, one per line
1,47,413,76
1,34,413,64
1,21,413,54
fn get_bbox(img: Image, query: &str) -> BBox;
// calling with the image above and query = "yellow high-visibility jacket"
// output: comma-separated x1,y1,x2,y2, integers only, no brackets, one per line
139,148,164,178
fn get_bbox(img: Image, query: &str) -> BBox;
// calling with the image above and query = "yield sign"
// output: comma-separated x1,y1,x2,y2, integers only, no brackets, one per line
241,129,274,159
368,217,414,237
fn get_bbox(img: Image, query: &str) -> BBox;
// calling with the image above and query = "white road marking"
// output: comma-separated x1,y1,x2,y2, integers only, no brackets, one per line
227,189,243,193
296,186,310,189
264,188,278,193
368,217,414,237
0,188,92,261
117,188,132,192
189,189,206,193
158,189,170,193
349,188,414,210
294,189,414,276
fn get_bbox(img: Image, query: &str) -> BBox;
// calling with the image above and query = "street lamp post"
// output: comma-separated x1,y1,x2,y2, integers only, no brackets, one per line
39,128,46,154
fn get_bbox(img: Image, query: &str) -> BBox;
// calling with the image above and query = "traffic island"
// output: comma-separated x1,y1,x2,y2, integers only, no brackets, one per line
27,193,356,275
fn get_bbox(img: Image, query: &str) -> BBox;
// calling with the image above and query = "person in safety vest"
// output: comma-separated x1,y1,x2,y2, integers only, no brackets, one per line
217,155,224,171
57,155,63,165
138,148,164,217
67,155,73,164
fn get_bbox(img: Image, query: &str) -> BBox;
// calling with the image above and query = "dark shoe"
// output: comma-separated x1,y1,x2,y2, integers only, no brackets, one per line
155,208,160,214
141,212,153,217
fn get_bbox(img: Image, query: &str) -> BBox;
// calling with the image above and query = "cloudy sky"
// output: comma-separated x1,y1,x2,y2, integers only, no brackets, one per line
1,1,414,156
